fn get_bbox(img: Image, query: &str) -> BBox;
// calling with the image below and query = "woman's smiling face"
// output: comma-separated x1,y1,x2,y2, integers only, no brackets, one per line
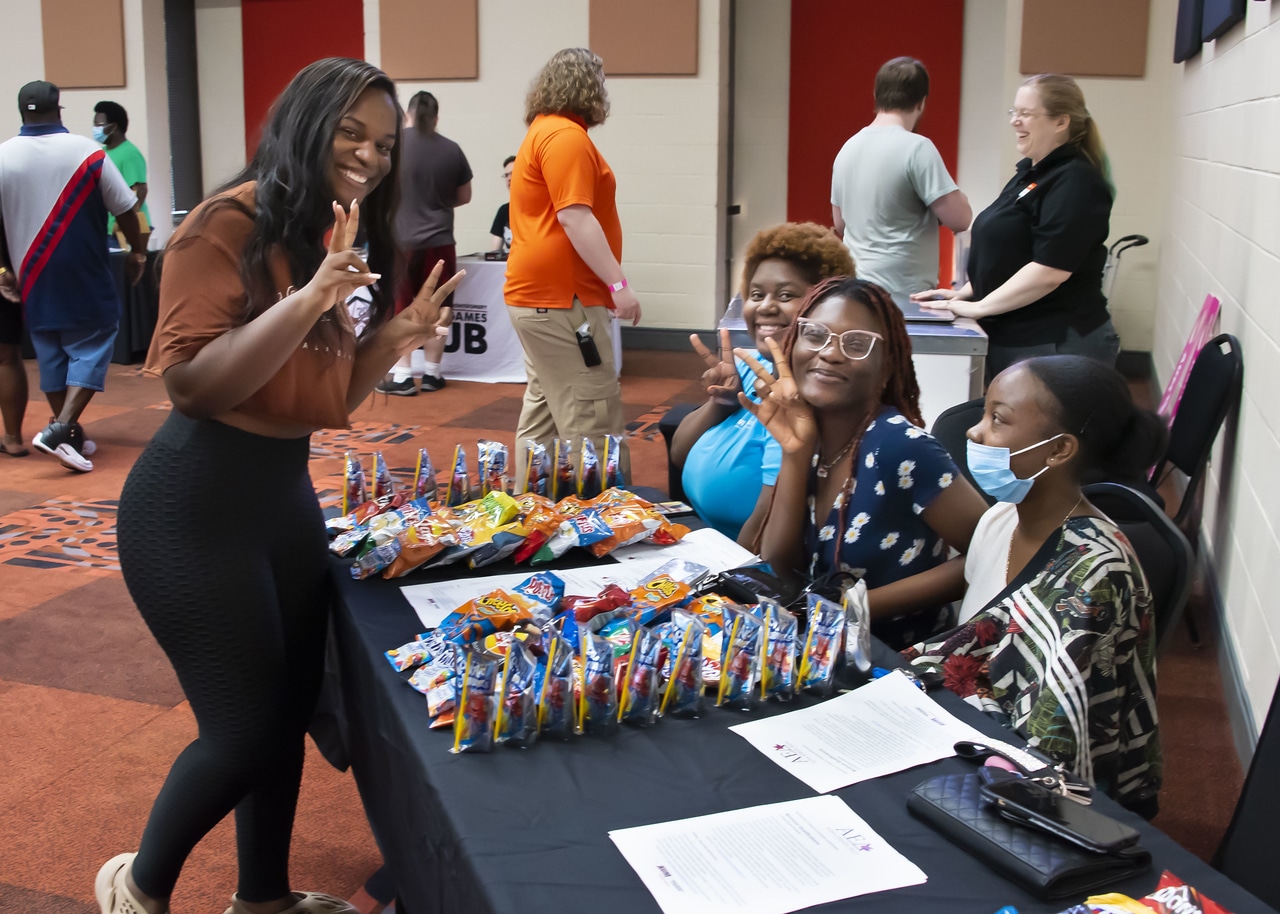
789,293,886,412
743,258,812,353
329,86,398,204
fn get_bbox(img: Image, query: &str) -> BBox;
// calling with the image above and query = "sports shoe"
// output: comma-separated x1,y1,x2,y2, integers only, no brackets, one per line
224,890,359,914
32,421,94,473
375,377,418,396
420,374,447,392
95,852,151,914
69,422,97,457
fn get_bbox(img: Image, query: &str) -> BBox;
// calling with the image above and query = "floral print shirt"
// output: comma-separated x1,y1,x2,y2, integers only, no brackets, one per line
903,513,1162,810
802,406,960,647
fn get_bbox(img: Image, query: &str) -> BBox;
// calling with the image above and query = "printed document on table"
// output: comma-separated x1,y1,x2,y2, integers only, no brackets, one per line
611,527,758,570
608,795,926,914
729,671,987,793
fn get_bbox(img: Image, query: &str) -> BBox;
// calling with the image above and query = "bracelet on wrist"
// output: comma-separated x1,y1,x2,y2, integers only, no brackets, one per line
608,278,627,293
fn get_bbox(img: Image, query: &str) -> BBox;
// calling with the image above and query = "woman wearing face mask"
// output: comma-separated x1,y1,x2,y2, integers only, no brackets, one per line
99,59,461,914
912,75,1118,381
670,223,853,543
740,277,989,648
904,355,1165,813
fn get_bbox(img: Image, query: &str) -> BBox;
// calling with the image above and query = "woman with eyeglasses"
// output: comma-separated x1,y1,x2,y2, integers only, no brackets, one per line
903,355,1164,813
912,74,1118,382
740,277,989,648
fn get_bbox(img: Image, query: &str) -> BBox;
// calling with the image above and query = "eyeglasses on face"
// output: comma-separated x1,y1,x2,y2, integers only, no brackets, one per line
796,318,883,360
1007,107,1044,121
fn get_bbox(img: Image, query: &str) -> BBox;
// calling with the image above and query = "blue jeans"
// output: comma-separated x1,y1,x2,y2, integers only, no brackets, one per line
984,318,1121,383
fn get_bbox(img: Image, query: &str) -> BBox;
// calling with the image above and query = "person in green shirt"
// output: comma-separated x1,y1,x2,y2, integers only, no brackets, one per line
93,100,150,251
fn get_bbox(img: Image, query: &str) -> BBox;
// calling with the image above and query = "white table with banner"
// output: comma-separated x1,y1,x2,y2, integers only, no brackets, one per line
441,255,623,383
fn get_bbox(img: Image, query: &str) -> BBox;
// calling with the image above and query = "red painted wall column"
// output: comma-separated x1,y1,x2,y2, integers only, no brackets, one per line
788,1,966,285
241,0,365,160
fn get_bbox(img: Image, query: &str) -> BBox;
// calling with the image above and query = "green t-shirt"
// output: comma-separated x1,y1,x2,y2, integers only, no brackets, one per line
105,138,151,235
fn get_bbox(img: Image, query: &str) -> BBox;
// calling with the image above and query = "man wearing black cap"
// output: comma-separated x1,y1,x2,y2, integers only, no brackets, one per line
0,80,146,472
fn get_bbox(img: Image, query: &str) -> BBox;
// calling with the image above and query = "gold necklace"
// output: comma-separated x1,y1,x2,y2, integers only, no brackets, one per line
1006,494,1083,581
816,431,859,478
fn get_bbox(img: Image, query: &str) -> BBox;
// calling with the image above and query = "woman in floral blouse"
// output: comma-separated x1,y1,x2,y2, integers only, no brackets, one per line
903,355,1164,813
739,277,988,648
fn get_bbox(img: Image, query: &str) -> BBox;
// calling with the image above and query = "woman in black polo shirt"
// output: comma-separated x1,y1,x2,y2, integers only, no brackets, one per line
913,75,1117,381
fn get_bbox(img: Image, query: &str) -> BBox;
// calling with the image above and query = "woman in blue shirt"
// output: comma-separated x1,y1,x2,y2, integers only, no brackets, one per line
671,223,852,543
741,277,989,647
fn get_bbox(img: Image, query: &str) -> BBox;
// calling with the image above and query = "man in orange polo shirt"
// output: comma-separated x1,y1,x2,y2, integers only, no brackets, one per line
505,48,641,485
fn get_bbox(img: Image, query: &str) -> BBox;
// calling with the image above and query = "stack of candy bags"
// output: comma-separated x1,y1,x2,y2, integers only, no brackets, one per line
326,436,686,581
382,559,865,755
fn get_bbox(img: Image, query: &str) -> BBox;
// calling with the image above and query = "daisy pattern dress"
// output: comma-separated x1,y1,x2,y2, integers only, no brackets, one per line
802,405,961,648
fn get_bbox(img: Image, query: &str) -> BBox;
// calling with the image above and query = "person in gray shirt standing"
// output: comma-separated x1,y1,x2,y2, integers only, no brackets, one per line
830,57,971,298
377,91,472,394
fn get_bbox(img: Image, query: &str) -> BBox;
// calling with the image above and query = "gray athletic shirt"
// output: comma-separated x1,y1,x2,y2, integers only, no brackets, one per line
394,130,473,249
830,125,958,296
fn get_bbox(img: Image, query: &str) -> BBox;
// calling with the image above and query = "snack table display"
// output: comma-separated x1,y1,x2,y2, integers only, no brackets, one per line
317,524,1267,914
443,255,623,383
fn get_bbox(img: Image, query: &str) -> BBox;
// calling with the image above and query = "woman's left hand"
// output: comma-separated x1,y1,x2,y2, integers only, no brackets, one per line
922,297,985,319
388,260,466,356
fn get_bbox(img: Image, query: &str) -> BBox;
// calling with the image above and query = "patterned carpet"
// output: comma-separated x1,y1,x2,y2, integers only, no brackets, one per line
0,353,1244,912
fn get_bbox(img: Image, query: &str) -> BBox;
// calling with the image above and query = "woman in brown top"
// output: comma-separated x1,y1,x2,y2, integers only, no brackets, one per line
98,59,460,914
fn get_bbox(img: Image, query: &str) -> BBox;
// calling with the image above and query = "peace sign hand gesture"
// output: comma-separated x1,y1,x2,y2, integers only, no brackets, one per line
735,336,818,455
301,201,381,313
689,328,741,405
389,259,466,356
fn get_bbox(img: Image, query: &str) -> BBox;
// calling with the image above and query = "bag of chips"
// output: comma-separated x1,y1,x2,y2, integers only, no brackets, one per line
533,509,614,564
1057,870,1236,914
550,438,576,501
445,444,471,506
385,637,432,672
342,450,367,515
618,625,663,727
537,625,577,740
512,571,565,624
451,647,500,753
755,598,799,702
659,609,707,718
716,603,764,710
412,447,438,502
577,625,618,736
798,593,846,696
478,439,510,497
437,589,538,644
493,639,539,748
381,515,459,579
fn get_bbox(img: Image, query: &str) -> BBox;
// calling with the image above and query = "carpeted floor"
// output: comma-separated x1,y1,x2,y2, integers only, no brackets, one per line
0,353,1243,912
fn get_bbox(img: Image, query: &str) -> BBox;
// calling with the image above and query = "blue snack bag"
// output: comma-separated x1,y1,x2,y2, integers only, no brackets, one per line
754,597,799,702
618,625,663,727
716,603,764,710
493,639,539,748
451,647,500,754
798,593,846,696
577,624,618,736
537,624,576,740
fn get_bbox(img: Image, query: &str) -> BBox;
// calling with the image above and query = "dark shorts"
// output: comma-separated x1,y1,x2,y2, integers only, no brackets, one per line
0,298,21,346
394,244,457,314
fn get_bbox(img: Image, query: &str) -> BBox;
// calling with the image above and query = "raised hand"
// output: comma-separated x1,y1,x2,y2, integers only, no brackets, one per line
734,336,817,455
301,200,380,312
390,259,466,355
689,328,740,405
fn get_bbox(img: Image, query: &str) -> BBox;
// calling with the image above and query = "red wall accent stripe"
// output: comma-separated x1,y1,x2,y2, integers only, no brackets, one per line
241,0,365,161
788,2,966,285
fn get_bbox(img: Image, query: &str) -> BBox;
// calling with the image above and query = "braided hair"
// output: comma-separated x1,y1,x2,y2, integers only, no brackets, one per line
779,276,922,426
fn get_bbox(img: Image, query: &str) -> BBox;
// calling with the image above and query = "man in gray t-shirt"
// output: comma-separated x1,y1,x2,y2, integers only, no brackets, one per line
831,57,971,297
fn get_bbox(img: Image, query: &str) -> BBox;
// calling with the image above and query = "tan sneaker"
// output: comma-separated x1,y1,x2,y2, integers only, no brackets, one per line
94,853,151,914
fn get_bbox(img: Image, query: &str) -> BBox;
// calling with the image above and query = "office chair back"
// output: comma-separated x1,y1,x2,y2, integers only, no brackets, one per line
1152,333,1243,529
658,402,699,501
1082,482,1193,656
1214,676,1280,910
929,397,993,506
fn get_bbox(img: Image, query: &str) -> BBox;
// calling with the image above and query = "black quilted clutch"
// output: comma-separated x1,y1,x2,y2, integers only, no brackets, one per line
907,772,1151,900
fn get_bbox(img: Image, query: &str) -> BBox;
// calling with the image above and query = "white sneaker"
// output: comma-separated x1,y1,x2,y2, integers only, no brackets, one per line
54,442,93,473
95,852,149,914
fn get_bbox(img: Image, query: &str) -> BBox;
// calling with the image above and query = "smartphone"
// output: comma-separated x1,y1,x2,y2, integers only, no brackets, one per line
575,321,602,367
980,776,1140,854
655,500,694,516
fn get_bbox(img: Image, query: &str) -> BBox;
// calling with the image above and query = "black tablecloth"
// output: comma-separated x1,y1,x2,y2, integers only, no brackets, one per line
18,249,159,365
324,561,1270,914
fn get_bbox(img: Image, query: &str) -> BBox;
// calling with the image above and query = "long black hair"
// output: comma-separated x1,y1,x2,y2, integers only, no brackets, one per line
1021,355,1166,485
204,58,402,331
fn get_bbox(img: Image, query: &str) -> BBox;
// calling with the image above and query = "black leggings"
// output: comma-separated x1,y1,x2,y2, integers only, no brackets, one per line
116,412,330,903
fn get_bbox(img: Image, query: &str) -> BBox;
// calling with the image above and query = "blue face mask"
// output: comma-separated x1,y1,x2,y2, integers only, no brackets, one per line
966,434,1064,504
93,126,109,144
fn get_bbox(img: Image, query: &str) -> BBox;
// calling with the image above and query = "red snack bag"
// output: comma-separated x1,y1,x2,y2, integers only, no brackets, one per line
342,450,367,515
445,444,471,507
550,438,576,502
563,583,632,623
372,451,395,500
412,447,438,502
1078,871,1236,914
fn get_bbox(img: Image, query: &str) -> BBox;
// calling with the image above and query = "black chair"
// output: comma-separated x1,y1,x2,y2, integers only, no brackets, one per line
1214,676,1280,910
929,397,993,505
1151,333,1243,535
1082,482,1193,656
658,402,699,501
